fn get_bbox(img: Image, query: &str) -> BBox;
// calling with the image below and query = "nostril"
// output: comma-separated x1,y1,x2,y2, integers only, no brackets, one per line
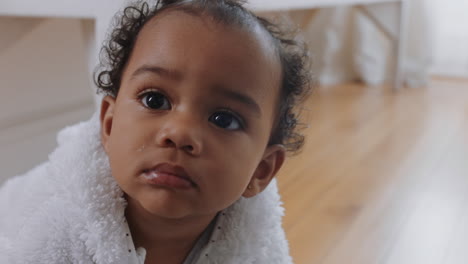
184,145,194,152
157,131,200,154
164,138,176,147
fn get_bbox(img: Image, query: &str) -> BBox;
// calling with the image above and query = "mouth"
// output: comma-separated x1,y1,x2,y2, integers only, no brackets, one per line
141,163,196,189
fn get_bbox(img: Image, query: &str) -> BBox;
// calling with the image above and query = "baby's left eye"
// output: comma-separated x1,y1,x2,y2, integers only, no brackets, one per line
209,111,243,130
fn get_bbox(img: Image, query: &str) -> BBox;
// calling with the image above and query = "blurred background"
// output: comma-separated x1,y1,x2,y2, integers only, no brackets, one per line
1,0,467,263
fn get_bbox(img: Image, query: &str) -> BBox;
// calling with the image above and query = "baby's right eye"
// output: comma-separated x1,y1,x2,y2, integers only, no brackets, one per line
140,91,171,110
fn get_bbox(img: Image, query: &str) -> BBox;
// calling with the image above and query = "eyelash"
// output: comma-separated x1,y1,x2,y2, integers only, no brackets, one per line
136,88,162,101
136,88,247,131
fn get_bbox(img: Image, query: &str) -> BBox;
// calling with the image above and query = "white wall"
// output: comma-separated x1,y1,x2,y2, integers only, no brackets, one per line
0,0,129,183
0,17,95,183
0,0,127,83
429,0,468,77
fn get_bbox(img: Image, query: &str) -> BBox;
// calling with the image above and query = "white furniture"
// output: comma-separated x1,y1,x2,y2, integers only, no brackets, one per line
248,0,407,91
249,0,402,11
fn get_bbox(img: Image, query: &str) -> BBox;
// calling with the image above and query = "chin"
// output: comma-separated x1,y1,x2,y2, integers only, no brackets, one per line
138,191,195,220
146,205,191,220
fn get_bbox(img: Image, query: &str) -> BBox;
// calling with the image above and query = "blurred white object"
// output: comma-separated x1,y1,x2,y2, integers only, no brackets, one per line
283,0,432,88
0,0,126,182
250,0,408,89
0,17,95,182
429,0,468,77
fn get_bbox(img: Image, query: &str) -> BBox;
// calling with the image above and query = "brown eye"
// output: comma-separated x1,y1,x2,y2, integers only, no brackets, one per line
141,91,171,110
209,111,243,130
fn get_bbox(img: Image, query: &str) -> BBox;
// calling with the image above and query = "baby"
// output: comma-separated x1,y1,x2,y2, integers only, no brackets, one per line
0,0,310,263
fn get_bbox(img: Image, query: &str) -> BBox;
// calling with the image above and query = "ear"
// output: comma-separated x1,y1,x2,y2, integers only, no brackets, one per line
100,95,116,153
242,144,286,198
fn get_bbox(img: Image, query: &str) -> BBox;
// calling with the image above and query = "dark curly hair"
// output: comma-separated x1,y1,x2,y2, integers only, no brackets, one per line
95,0,311,153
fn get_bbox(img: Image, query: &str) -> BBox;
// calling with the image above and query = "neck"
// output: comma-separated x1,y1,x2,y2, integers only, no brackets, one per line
125,196,216,263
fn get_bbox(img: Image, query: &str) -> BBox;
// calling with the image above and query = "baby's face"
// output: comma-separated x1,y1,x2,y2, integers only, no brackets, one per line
100,11,284,220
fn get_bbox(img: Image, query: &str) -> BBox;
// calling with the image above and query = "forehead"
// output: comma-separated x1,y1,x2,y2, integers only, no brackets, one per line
123,10,282,105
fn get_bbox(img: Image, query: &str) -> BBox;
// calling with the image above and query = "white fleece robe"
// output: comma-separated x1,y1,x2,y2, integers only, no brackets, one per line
0,113,293,264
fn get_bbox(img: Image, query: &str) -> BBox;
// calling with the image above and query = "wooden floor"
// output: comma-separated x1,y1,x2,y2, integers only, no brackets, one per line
277,78,468,264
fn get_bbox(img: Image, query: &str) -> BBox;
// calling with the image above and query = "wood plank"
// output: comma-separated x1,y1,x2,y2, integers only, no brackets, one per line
277,78,468,264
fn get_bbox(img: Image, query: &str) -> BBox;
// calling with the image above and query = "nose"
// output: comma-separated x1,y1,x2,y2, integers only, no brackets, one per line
155,112,203,156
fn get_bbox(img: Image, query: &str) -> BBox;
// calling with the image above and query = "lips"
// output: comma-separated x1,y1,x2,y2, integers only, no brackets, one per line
142,163,195,189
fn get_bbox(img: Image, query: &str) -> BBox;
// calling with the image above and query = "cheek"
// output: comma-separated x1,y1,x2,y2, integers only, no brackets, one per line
105,116,149,180
111,109,152,150
203,152,259,210
107,134,134,178
108,126,139,158
208,139,262,186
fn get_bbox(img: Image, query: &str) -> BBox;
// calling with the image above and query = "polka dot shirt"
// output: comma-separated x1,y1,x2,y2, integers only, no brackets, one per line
123,213,222,264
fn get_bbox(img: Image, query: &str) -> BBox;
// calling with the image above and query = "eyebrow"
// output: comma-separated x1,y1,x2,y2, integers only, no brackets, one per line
130,65,183,81
215,86,262,117
130,65,261,116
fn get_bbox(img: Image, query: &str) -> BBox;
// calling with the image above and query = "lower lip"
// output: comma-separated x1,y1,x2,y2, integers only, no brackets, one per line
142,171,193,189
